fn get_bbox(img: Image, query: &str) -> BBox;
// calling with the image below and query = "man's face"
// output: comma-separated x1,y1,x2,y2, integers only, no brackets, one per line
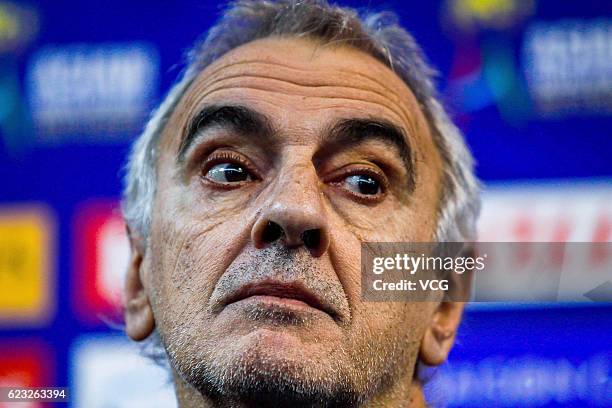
144,37,444,404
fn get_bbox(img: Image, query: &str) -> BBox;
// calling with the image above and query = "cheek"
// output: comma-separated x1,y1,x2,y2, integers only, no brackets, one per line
327,203,437,352
330,222,434,327
343,300,434,379
146,188,254,327
325,201,437,304
366,302,433,334
372,303,433,364
327,200,436,247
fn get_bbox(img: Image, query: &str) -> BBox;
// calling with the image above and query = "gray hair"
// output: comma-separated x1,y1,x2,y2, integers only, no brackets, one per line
122,0,480,244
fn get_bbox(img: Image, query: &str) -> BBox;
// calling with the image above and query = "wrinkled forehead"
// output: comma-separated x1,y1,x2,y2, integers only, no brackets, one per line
158,36,434,158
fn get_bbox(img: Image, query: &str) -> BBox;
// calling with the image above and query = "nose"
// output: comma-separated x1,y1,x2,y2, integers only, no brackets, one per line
251,172,330,257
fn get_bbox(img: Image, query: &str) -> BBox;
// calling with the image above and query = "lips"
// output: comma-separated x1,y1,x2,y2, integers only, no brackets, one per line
222,280,337,318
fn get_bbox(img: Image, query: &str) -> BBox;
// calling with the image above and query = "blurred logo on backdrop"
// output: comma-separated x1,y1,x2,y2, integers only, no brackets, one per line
0,1,38,54
71,335,176,408
0,340,53,406
477,182,612,304
441,0,535,125
25,42,159,142
441,1,612,123
478,183,612,242
73,200,129,324
0,2,39,154
433,352,611,407
523,19,612,117
0,205,55,326
442,0,535,32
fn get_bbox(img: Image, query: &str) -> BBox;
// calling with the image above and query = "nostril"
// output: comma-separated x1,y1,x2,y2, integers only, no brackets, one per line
262,221,283,243
301,229,321,250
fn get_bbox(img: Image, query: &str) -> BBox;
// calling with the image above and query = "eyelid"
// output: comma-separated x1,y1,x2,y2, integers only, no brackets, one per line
180,122,246,164
200,150,262,182
324,164,389,192
179,127,212,163
323,165,389,205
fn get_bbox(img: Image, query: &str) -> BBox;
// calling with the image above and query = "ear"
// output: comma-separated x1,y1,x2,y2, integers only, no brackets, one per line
419,300,466,366
419,245,474,366
123,226,155,341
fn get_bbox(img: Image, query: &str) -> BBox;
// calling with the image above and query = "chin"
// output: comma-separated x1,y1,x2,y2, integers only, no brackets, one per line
216,324,333,374
165,302,363,406
192,337,363,408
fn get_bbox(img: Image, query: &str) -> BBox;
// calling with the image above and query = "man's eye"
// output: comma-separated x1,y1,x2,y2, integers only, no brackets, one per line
205,162,253,183
342,174,382,195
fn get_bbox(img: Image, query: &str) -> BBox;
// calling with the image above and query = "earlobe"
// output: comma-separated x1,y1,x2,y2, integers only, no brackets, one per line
123,227,155,341
419,301,464,366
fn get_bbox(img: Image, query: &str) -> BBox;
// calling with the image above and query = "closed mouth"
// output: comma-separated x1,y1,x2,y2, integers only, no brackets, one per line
223,280,337,318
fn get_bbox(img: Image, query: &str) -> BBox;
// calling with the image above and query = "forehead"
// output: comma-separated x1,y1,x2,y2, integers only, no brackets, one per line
160,36,433,154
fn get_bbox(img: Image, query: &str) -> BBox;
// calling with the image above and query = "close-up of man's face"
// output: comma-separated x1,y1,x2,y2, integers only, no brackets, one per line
124,36,467,407
3,0,611,406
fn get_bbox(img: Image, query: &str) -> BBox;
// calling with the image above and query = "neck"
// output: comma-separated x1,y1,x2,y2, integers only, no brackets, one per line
173,372,428,408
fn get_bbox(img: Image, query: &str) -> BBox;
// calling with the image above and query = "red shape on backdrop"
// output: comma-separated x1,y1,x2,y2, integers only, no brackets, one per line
72,200,128,324
0,340,53,408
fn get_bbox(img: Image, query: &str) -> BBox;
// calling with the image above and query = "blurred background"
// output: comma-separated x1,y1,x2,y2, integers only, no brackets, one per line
0,0,610,406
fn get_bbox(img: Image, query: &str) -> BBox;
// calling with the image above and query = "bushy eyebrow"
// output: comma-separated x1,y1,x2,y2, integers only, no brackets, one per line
322,118,415,190
177,104,275,161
